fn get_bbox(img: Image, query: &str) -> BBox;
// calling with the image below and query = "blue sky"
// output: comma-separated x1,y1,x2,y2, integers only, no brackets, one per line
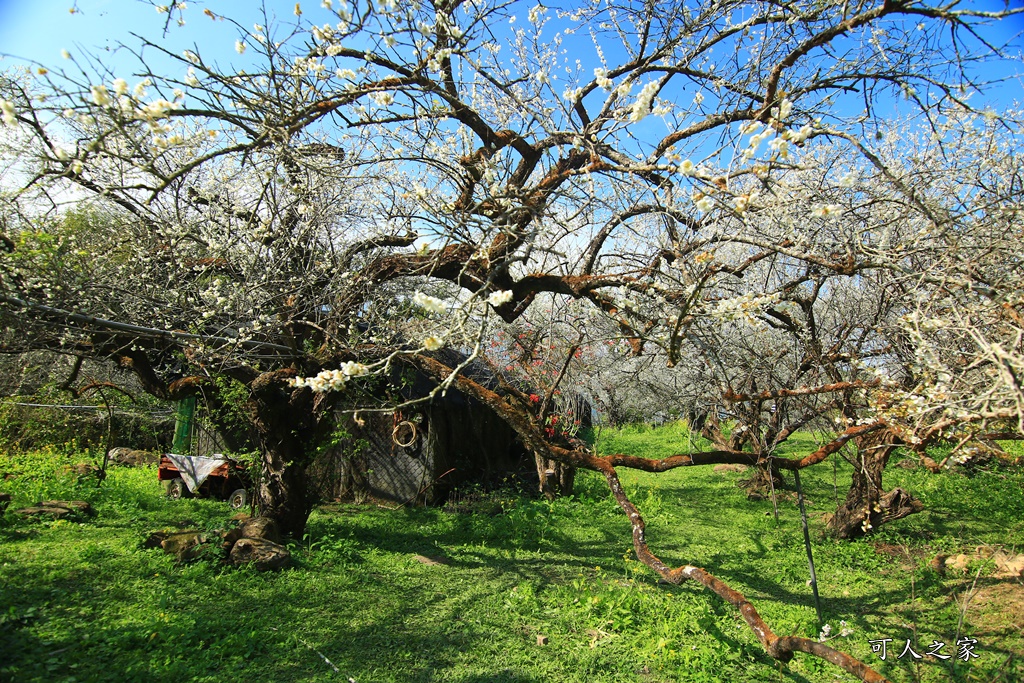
1,0,1021,144
0,0,265,73
3,1,1022,83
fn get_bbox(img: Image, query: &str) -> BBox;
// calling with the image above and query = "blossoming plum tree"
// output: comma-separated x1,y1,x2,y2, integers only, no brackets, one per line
2,1,1021,680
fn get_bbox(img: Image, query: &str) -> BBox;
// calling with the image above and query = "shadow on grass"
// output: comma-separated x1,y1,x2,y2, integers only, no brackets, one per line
8,452,1018,683
0,551,536,683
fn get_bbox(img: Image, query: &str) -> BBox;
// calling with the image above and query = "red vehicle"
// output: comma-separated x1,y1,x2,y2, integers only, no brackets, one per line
158,454,251,509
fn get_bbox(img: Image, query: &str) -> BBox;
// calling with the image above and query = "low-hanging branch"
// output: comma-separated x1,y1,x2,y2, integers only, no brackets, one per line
596,460,892,683
0,294,297,355
408,354,891,682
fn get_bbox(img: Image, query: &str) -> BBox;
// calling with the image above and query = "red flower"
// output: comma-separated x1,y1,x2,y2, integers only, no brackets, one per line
529,394,541,403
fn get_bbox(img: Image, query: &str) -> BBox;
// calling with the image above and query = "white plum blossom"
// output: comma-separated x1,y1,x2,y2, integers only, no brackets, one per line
487,290,513,307
290,362,367,393
423,336,444,351
695,196,714,212
594,68,614,90
1,100,16,126
791,123,813,143
340,361,368,377
768,137,789,159
140,99,179,119
235,40,246,54
629,81,660,122
291,369,346,392
90,85,111,107
748,131,768,151
113,78,129,96
709,292,781,322
413,291,447,315
775,98,793,120
679,159,695,175
811,204,842,218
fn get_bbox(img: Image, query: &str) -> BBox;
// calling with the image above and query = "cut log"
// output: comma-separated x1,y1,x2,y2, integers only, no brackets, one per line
229,537,291,570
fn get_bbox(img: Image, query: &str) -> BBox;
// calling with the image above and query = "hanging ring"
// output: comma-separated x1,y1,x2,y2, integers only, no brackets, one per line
392,420,418,448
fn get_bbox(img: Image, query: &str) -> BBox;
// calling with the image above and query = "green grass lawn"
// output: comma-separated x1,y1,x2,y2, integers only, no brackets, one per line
1,430,1022,683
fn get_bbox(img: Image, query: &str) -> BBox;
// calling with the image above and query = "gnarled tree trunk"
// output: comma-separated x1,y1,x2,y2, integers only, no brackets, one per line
828,431,923,539
247,369,321,538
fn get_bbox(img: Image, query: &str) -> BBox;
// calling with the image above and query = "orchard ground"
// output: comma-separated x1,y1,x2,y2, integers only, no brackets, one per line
1,423,1022,683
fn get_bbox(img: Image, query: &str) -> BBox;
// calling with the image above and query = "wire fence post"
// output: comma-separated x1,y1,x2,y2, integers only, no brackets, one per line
794,467,824,626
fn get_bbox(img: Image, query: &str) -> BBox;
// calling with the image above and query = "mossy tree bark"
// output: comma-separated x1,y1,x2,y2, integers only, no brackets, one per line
246,369,323,539
828,431,923,539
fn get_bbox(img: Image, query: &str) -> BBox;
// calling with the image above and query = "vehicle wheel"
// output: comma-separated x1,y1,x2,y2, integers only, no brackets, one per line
228,488,249,510
167,478,191,500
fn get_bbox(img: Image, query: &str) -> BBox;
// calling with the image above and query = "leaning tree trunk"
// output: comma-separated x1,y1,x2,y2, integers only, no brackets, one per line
828,431,923,539
247,369,320,538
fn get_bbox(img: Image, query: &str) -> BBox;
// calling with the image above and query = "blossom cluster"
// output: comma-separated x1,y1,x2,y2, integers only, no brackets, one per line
629,81,660,122
1,100,16,126
289,361,369,393
413,291,446,314
708,292,781,323
818,621,853,643
487,290,513,307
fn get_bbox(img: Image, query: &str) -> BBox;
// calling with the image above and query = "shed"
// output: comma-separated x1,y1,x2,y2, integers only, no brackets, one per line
308,353,532,505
